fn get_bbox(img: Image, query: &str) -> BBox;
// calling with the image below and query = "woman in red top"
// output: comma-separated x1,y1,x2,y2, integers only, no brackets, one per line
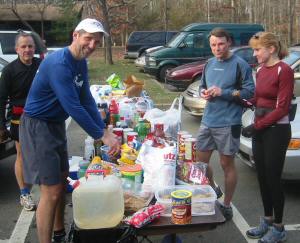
243,32,294,243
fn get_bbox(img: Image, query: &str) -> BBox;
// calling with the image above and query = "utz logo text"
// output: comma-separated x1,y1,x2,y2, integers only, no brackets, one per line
164,153,176,161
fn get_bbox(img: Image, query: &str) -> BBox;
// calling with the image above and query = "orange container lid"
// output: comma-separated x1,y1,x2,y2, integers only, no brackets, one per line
119,164,142,173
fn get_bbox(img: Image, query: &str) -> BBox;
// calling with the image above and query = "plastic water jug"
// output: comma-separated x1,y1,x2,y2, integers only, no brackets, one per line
72,174,124,229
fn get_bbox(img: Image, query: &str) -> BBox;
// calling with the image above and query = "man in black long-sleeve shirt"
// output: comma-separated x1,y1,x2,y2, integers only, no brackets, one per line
0,32,41,211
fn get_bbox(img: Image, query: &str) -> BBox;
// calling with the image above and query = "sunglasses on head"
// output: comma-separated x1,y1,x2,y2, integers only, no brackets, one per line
252,34,260,39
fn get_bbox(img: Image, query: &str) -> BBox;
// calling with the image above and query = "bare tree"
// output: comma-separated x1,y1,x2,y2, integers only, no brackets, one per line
288,0,296,45
163,0,169,30
4,0,35,32
96,0,114,64
5,0,300,50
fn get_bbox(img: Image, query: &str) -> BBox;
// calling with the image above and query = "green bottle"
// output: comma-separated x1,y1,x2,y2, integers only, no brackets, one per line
134,118,148,142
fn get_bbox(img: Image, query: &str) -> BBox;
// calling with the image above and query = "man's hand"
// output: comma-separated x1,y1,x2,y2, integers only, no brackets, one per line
241,124,256,138
207,85,222,97
0,128,10,143
99,130,120,156
200,89,212,100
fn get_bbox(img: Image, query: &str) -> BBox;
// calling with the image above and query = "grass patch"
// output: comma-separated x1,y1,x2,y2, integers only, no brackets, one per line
88,58,179,105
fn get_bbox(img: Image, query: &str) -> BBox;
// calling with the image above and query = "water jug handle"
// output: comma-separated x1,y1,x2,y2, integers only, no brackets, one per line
86,169,107,177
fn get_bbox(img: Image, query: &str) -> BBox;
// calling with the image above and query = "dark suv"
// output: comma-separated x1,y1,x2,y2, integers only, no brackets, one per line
124,31,178,59
0,58,16,160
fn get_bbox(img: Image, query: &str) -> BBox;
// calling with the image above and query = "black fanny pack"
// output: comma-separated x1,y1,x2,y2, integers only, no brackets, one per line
255,107,274,117
255,102,297,121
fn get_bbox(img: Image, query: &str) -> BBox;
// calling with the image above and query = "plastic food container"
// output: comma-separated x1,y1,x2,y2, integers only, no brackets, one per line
155,185,216,216
120,164,142,193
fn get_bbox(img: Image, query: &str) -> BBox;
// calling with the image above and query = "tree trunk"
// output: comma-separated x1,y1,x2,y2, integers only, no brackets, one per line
40,13,45,40
164,0,168,30
99,0,113,64
288,0,296,45
207,0,211,23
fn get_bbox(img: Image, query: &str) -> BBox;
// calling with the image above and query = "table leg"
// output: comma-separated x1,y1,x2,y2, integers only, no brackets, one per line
139,236,153,243
170,233,176,243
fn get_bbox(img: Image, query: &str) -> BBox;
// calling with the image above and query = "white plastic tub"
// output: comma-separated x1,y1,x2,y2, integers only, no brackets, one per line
155,185,216,216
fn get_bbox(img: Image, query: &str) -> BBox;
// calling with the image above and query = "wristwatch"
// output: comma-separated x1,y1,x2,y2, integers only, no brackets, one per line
232,89,240,97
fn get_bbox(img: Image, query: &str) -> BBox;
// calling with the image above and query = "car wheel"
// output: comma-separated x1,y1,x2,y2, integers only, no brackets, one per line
139,51,146,57
159,65,176,82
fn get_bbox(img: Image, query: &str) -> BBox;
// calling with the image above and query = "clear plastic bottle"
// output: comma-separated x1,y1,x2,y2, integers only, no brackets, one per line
84,136,95,161
135,98,148,118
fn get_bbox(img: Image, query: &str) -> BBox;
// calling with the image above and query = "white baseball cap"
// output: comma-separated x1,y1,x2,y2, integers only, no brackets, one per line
75,18,108,36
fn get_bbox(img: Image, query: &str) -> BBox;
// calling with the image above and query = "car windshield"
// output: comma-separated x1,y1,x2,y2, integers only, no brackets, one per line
283,51,300,66
166,32,186,48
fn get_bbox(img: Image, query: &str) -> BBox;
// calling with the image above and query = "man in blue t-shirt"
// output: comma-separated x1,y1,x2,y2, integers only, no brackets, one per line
196,28,254,221
19,18,120,243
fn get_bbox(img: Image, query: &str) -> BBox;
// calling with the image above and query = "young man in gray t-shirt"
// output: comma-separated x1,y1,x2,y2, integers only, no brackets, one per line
196,28,254,221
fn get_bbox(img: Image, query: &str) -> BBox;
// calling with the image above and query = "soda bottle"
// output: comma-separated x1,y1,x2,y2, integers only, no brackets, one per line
134,118,148,142
153,123,165,147
109,99,119,126
154,123,165,138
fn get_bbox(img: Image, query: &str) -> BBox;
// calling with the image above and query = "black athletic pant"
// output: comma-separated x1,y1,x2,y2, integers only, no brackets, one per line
252,124,291,224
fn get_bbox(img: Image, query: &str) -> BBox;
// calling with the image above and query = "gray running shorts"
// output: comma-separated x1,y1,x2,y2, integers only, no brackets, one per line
19,114,69,185
196,124,241,156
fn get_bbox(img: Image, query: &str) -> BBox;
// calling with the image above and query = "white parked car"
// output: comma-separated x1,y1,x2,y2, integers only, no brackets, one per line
135,46,164,70
0,30,47,63
0,57,8,76
238,98,300,180
46,47,63,55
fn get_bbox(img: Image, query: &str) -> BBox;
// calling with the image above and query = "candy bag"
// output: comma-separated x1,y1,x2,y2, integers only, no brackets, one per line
124,204,164,228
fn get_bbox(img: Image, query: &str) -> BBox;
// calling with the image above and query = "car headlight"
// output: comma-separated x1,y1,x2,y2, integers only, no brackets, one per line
288,138,300,150
148,57,156,67
172,70,185,76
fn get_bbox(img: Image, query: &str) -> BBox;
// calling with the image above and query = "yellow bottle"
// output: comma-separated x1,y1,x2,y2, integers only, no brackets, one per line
91,156,102,164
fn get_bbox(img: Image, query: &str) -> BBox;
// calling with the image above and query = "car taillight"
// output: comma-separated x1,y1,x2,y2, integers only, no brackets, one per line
288,139,300,150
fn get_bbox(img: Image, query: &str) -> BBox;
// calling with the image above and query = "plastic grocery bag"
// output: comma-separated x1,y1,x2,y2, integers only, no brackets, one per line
106,73,123,88
136,141,176,193
143,96,182,139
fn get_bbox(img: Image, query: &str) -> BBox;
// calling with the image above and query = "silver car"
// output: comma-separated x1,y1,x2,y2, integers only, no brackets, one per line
238,97,300,180
181,79,206,116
